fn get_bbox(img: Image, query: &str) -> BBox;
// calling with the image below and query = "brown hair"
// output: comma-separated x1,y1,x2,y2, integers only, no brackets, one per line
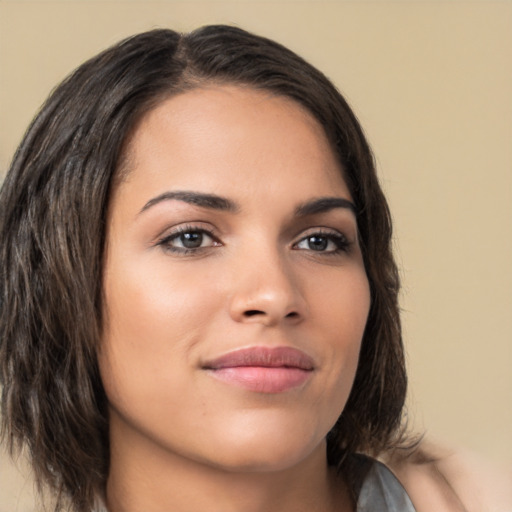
0,26,405,511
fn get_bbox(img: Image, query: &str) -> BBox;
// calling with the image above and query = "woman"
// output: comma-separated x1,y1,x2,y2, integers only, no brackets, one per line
0,25,508,512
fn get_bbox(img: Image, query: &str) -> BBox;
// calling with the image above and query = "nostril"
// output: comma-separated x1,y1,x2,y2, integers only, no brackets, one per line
243,310,299,319
244,310,264,317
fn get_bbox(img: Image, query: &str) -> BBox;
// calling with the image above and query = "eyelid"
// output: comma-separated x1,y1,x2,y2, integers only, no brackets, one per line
155,222,219,241
154,222,222,253
291,227,352,252
293,226,349,241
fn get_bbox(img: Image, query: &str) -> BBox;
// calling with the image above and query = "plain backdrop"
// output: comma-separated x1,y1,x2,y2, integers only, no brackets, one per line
1,1,511,511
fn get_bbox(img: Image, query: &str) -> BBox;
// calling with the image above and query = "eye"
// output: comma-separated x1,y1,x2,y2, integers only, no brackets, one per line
157,226,221,254
294,231,350,253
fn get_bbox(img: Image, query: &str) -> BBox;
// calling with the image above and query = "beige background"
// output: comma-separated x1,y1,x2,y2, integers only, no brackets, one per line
1,1,511,510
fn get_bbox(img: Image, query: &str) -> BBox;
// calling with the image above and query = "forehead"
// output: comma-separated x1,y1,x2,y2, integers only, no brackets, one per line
115,85,350,207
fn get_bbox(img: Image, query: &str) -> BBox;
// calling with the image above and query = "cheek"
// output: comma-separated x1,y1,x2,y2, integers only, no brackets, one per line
98,258,219,409
310,265,371,349
329,273,369,374
305,266,370,420
102,254,218,346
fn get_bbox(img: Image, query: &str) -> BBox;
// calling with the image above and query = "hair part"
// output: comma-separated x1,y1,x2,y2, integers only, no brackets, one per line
0,25,406,511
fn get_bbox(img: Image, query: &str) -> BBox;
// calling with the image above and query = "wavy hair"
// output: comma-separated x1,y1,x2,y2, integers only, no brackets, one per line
0,25,405,511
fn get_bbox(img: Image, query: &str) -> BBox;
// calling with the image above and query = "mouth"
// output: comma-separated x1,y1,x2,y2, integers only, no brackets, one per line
202,346,314,394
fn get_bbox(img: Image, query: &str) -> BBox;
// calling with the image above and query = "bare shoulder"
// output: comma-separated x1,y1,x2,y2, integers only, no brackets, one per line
382,439,512,512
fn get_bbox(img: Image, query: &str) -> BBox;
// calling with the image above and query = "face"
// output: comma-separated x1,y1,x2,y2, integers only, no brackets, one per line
100,85,370,474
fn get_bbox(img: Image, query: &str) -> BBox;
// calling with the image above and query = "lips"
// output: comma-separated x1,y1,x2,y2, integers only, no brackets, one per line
202,346,314,393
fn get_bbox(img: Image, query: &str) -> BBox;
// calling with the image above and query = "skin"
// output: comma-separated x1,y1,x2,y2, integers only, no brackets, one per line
387,440,512,512
99,85,371,512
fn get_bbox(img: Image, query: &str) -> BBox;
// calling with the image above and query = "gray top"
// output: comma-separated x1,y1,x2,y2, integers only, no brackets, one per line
357,460,416,512
94,461,416,512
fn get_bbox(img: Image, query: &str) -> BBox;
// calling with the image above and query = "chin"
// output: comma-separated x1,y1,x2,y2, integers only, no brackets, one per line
205,443,323,474
197,416,328,473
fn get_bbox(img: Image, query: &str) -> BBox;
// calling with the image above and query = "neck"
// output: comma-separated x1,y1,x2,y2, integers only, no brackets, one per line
105,427,353,512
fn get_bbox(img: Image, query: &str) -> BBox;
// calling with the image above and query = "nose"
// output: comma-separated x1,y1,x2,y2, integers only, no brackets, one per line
228,248,307,327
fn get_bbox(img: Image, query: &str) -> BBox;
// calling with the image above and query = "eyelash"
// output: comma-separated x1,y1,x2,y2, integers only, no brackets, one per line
156,225,351,256
292,229,351,255
156,224,221,255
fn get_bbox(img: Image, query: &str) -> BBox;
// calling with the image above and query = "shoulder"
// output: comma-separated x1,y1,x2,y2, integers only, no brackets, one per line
383,439,512,512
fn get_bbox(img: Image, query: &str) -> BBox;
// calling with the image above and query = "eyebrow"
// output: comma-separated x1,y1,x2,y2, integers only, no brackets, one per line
139,191,239,214
139,191,356,217
294,197,356,217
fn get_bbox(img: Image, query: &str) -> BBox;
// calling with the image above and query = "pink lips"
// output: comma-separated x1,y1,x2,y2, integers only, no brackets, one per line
202,346,314,393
